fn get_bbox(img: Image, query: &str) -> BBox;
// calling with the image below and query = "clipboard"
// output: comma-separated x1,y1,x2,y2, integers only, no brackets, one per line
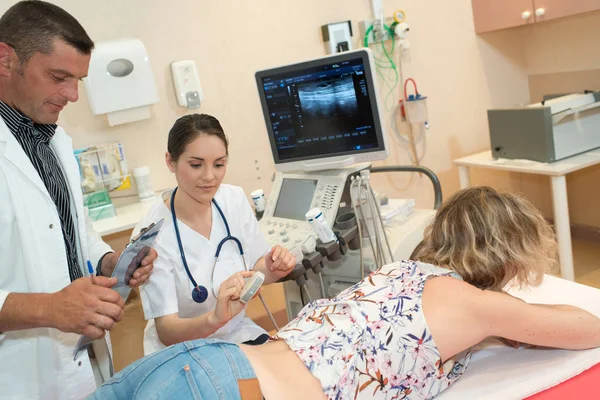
74,219,164,360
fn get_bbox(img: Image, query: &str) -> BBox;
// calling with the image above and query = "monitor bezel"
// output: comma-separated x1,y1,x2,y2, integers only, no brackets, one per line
255,48,388,172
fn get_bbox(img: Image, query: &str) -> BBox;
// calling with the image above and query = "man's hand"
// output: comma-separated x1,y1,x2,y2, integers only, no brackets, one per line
49,276,125,339
264,245,295,281
100,248,157,287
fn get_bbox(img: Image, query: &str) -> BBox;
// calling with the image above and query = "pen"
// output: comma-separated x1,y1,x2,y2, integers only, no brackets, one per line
86,260,94,275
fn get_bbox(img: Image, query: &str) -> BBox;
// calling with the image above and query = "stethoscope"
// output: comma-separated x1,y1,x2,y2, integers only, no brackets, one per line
170,187,249,303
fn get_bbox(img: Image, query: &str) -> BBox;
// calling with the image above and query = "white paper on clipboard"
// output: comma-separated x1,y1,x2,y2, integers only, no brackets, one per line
73,219,164,360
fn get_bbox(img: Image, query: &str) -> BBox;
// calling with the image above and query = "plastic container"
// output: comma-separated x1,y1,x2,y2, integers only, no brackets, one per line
405,95,428,123
305,207,337,243
133,166,156,202
250,189,266,220
250,189,266,212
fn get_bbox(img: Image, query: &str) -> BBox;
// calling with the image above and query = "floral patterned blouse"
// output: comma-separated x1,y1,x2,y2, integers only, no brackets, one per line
274,261,472,399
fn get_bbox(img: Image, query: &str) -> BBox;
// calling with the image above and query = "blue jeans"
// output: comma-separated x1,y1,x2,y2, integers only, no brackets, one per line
89,339,259,400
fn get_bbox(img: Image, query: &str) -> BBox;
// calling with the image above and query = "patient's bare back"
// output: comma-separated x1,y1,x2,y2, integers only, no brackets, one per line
240,340,326,400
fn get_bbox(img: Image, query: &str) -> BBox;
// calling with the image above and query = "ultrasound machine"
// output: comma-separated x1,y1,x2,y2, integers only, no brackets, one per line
255,49,441,319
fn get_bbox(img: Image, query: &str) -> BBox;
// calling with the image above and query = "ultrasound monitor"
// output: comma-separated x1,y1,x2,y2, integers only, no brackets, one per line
255,49,388,172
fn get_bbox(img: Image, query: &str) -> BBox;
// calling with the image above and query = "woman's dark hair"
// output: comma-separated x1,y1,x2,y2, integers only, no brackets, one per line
167,114,229,162
0,1,94,65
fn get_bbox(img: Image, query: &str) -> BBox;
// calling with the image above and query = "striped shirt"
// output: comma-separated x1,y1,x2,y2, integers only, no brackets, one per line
0,101,82,282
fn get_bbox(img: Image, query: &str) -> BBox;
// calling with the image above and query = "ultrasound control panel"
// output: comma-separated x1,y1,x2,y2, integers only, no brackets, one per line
258,166,364,257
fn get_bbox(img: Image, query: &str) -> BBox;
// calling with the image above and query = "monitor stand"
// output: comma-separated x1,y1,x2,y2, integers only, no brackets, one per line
299,157,363,172
295,162,372,176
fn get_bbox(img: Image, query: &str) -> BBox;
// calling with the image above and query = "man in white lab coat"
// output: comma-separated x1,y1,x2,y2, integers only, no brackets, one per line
0,1,157,399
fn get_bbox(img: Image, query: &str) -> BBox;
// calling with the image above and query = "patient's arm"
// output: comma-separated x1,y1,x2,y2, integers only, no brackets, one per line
423,276,600,362
502,290,583,312
476,290,600,350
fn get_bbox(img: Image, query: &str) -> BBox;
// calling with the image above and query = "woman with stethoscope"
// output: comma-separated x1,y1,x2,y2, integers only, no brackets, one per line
135,114,296,355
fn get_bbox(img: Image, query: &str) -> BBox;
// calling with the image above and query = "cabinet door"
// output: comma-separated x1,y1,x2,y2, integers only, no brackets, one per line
533,0,600,22
472,0,535,33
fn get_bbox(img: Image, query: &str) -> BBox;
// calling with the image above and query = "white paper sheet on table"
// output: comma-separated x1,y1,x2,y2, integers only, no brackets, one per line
437,275,600,400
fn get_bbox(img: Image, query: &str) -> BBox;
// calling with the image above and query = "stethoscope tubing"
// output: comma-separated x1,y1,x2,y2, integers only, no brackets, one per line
171,187,248,302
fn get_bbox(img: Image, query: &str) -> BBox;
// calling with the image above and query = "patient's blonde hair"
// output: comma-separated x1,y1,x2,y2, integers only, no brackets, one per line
412,186,558,291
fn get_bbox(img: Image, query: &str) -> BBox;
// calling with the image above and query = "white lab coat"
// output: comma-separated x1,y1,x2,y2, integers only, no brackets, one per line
137,185,270,355
0,118,113,400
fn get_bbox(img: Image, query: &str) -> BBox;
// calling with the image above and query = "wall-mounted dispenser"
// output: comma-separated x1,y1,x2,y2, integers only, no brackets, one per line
170,60,203,109
84,38,159,126
321,21,353,54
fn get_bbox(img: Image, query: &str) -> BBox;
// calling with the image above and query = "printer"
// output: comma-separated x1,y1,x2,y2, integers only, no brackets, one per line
488,91,600,162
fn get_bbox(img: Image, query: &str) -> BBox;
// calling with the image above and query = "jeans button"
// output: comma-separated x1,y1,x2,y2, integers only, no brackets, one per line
49,224,54,229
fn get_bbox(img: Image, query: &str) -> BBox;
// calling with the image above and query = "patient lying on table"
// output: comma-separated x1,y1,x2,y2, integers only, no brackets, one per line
90,186,600,400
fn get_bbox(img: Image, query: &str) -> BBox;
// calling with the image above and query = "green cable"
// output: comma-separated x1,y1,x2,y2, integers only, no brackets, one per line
380,27,399,110
364,23,399,110
364,23,396,62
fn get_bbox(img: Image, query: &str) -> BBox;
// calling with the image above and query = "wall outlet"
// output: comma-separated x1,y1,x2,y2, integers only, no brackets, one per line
360,17,396,45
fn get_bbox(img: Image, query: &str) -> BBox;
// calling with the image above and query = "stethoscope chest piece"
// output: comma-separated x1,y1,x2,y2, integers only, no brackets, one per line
192,286,209,303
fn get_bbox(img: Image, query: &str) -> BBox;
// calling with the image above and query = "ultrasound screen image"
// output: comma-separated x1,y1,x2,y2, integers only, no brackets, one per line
297,76,358,120
259,56,381,161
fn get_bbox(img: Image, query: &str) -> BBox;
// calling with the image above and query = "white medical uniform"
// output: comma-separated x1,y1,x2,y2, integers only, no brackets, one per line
137,184,271,355
0,120,113,400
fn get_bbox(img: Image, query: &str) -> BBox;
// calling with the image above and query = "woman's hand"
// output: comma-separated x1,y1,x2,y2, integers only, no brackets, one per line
128,247,157,287
99,248,157,288
498,337,521,349
212,270,256,328
265,246,296,281
498,337,541,350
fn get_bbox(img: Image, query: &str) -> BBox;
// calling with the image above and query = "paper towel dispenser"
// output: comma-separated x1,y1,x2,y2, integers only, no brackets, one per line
106,58,134,77
84,38,159,126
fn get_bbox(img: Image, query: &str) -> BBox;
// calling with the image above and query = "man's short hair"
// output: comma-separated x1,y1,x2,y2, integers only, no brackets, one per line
0,0,94,64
